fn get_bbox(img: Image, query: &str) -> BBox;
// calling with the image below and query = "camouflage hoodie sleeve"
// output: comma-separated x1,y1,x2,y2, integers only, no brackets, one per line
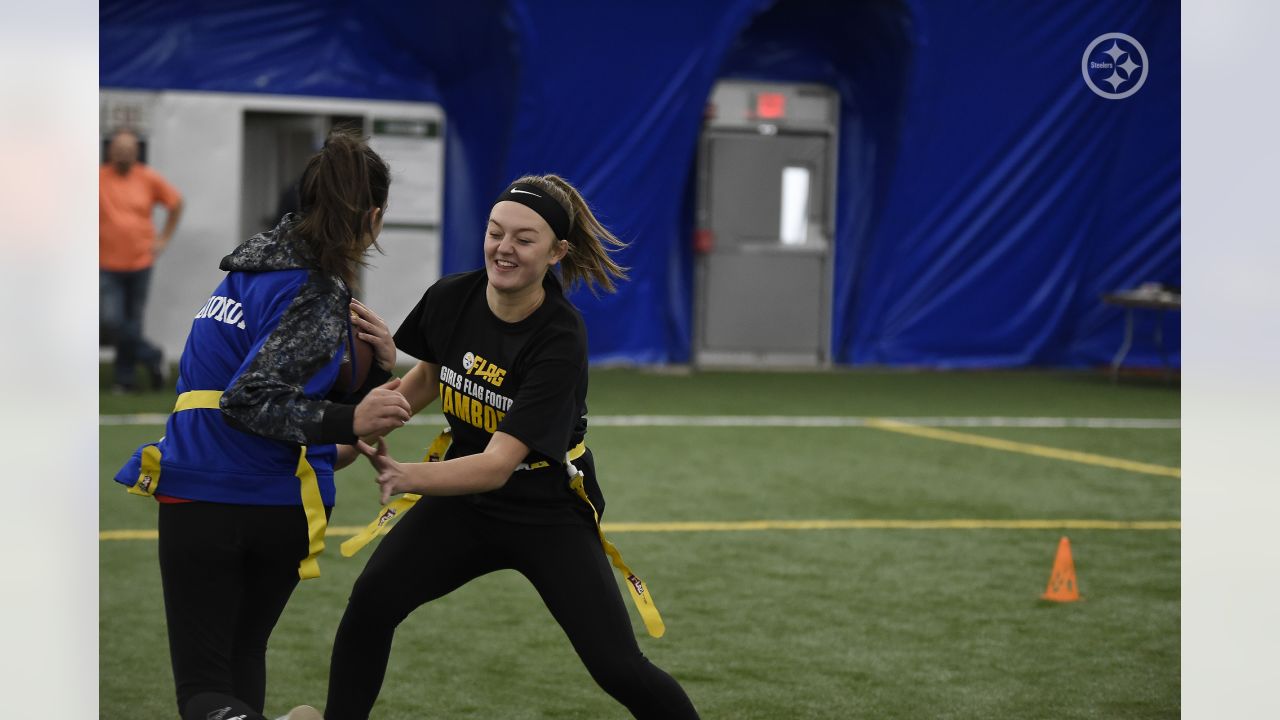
219,271,359,445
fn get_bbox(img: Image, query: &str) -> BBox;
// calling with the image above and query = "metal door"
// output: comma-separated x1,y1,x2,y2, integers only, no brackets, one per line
695,131,832,365
240,112,363,242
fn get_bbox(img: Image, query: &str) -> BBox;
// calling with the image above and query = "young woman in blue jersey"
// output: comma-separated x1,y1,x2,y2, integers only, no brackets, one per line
114,129,412,720
322,175,700,719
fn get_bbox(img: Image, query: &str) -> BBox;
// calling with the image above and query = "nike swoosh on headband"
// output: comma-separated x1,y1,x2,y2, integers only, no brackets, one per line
510,189,541,197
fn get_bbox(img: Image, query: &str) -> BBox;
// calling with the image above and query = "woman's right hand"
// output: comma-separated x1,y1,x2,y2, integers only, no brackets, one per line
357,437,412,504
353,377,412,438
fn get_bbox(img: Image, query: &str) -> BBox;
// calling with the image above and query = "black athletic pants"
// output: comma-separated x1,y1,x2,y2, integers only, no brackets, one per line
158,501,318,719
324,460,700,719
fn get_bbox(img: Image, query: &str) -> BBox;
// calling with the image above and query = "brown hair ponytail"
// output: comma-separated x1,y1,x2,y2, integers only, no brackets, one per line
293,127,391,285
510,174,629,294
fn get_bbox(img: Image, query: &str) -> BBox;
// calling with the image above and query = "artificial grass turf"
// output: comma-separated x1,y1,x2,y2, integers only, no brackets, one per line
99,369,1179,718
101,423,1178,532
101,529,1178,719
584,367,1179,419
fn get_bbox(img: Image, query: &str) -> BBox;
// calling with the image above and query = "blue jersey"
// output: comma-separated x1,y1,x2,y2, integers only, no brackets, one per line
115,217,366,507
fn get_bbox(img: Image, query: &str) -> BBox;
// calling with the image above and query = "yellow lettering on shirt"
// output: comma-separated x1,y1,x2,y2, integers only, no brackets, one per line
465,352,508,388
444,355,515,432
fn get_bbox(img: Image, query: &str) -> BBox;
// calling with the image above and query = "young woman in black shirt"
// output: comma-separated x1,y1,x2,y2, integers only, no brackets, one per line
323,175,700,719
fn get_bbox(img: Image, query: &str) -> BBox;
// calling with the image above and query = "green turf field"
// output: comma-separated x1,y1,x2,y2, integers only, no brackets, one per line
100,369,1179,719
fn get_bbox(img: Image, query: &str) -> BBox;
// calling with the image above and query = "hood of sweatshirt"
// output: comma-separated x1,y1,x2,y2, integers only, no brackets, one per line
219,214,314,273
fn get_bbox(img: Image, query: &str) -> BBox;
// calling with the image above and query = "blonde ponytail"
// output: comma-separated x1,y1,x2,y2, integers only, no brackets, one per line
510,174,629,294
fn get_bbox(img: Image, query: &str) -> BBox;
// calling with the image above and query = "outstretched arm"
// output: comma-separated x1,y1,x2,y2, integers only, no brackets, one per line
336,443,360,470
357,430,528,504
333,300,424,466
395,360,441,415
221,278,411,445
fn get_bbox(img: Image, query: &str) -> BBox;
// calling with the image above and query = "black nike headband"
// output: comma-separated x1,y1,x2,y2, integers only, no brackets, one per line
493,182,572,240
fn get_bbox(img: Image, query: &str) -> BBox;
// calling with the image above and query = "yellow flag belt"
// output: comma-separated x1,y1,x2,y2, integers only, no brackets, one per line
341,429,666,638
125,390,330,580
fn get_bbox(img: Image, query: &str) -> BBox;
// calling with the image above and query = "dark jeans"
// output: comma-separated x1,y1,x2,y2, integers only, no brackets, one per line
158,502,319,717
100,267,163,387
325,457,700,720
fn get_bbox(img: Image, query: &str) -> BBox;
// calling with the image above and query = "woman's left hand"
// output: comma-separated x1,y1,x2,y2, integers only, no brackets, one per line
350,299,396,371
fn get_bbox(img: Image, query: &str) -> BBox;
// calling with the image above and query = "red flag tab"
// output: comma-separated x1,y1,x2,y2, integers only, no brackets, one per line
755,92,786,119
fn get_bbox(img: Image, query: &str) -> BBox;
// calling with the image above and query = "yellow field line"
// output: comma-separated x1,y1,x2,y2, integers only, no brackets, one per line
100,518,1179,541
101,530,161,540
599,519,1181,532
864,418,1181,478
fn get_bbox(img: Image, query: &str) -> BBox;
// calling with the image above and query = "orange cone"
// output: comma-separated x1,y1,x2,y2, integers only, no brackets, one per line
1041,536,1081,602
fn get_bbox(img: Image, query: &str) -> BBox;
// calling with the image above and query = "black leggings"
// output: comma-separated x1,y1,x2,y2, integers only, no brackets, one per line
158,501,315,718
325,488,700,718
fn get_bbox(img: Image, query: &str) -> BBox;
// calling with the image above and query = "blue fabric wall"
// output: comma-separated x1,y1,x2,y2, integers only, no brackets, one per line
846,0,1180,367
101,0,1180,368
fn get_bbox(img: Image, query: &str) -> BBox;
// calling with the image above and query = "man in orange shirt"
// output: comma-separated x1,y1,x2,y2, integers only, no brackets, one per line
100,128,184,392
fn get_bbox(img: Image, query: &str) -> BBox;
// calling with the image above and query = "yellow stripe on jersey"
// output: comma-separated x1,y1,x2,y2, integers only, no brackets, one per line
125,390,331,580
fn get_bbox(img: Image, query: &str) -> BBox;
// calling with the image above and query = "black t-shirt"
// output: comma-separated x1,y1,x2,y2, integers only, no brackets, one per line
394,269,595,524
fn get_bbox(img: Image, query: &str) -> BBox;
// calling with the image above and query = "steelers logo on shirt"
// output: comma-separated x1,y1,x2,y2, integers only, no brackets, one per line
462,351,475,370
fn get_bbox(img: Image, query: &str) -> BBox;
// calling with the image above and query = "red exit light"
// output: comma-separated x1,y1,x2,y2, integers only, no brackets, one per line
755,92,786,119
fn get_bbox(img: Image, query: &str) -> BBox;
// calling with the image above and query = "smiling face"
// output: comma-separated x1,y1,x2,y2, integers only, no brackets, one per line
485,200,567,294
